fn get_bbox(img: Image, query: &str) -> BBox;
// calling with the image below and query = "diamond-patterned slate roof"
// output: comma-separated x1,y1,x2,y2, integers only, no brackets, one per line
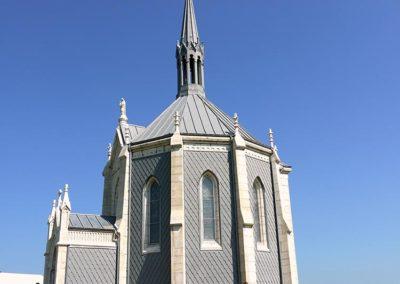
133,94,260,144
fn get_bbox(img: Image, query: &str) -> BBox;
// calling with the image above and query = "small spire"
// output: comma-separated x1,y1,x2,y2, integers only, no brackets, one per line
61,184,71,211
174,111,181,133
119,98,128,123
181,0,200,45
233,113,239,134
107,143,112,161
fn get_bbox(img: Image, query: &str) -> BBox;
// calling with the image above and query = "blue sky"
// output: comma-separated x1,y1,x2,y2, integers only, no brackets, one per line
1,0,399,283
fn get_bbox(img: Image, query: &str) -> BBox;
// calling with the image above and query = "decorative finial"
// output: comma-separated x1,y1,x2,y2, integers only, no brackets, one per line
107,143,112,161
174,111,181,133
269,128,278,152
269,129,275,148
57,189,63,207
119,98,128,123
233,113,239,134
52,199,57,208
64,184,69,192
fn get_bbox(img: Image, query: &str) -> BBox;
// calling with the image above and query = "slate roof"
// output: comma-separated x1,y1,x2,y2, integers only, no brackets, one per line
69,214,116,231
133,94,260,144
66,247,116,284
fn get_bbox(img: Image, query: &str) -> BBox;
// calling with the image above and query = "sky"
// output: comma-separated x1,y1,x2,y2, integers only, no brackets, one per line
0,0,399,283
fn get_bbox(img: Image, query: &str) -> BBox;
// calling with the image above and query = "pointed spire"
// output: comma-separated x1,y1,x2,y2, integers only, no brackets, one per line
61,184,71,211
176,0,205,97
181,0,200,45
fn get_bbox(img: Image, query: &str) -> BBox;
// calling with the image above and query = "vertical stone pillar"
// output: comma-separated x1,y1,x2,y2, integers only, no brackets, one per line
186,59,191,85
170,128,186,284
271,154,298,284
115,146,131,284
54,206,70,284
54,245,68,284
233,132,257,284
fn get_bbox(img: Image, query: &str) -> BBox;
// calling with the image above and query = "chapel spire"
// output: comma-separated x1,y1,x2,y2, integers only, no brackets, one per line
176,0,205,98
180,0,200,45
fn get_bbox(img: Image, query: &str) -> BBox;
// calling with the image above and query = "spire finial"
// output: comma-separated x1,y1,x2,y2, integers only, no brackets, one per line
233,113,239,134
57,189,62,208
269,129,275,148
119,98,128,123
269,128,278,152
107,143,112,161
174,111,181,133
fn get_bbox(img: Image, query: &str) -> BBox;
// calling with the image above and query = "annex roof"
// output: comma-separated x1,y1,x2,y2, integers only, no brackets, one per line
69,213,116,231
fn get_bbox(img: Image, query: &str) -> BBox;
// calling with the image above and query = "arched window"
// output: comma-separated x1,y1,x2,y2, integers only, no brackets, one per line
142,178,161,254
254,178,269,251
199,172,221,250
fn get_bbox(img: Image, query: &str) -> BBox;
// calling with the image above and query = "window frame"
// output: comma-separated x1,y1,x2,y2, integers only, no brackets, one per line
142,177,161,254
253,178,270,252
199,171,222,251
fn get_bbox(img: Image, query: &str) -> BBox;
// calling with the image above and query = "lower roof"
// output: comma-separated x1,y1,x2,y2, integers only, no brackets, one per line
69,213,116,231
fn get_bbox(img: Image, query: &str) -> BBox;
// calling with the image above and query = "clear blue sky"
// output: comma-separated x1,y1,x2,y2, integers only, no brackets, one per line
1,0,399,283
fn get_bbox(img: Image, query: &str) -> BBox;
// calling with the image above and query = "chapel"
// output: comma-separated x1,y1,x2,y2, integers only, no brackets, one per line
43,1,299,283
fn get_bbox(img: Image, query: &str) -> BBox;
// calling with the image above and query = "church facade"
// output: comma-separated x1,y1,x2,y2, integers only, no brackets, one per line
43,1,299,283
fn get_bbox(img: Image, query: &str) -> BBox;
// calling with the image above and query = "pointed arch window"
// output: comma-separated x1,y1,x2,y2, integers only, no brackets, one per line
199,172,222,250
142,177,161,254
254,178,269,251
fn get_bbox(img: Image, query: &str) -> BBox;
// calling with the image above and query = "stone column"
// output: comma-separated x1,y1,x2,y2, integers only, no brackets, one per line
232,130,257,284
170,127,186,284
186,59,191,85
54,206,70,284
115,146,131,284
271,154,298,284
